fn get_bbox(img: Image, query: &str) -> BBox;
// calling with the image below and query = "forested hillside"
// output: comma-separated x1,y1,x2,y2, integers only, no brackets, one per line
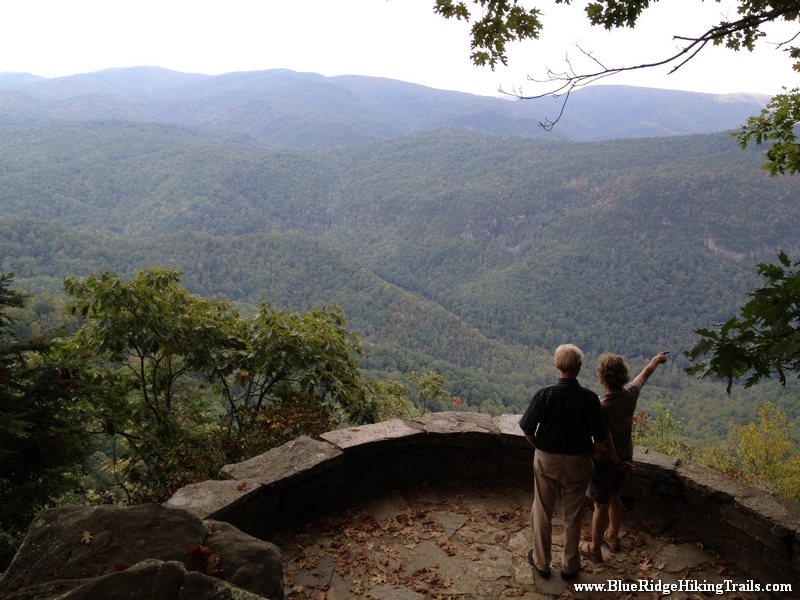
1,114,799,444
3,123,798,353
0,217,548,411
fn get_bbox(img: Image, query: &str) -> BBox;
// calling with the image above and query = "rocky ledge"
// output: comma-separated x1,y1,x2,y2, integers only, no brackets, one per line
166,413,800,588
2,413,799,599
0,504,283,600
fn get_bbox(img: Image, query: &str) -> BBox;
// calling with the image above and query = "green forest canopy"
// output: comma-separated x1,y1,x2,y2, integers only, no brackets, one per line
0,121,798,446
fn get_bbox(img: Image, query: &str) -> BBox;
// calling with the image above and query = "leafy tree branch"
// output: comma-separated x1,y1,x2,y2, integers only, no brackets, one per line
686,251,800,392
436,0,800,170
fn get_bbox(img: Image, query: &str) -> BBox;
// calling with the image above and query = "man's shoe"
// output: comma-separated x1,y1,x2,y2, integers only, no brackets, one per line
527,550,550,578
560,569,579,581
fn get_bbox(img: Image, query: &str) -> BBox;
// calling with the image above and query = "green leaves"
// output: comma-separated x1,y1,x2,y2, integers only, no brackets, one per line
434,0,542,68
0,273,97,570
66,268,239,368
0,272,26,338
406,370,451,415
65,269,240,499
686,252,800,393
585,0,652,30
736,89,800,175
213,302,377,428
64,268,378,502
726,401,800,498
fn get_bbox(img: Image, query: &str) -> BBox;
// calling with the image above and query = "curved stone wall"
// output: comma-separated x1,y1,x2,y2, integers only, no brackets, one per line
165,412,800,587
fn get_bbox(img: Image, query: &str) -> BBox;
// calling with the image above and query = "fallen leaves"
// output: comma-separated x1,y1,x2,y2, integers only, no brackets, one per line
277,487,763,600
187,544,224,577
370,572,387,584
80,530,93,544
629,531,647,547
434,534,458,556
498,503,529,529
450,504,468,515
283,500,473,598
714,561,737,576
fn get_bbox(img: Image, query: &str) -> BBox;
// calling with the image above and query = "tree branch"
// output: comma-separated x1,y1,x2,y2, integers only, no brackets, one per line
502,7,800,129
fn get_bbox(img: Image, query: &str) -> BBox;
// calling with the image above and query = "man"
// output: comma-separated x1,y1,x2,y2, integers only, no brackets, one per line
519,344,632,580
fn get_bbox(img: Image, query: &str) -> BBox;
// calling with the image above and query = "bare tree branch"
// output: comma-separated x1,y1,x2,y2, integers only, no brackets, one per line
500,6,800,129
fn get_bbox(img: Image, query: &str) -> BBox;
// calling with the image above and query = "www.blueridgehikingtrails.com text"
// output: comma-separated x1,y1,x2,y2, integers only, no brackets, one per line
572,580,793,594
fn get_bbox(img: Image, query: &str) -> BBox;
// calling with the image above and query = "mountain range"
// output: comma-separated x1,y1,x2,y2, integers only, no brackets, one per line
0,67,796,445
0,66,769,147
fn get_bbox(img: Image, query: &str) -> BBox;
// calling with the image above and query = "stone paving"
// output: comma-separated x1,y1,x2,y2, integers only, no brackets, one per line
275,481,776,600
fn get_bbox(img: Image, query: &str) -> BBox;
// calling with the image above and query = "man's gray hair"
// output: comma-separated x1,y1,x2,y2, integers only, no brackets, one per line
554,344,583,373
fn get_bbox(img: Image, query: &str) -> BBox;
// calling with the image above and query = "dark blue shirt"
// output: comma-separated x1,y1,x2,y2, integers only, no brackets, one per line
519,378,607,455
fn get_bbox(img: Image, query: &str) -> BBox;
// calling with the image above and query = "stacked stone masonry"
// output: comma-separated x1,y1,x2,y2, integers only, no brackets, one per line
165,412,800,588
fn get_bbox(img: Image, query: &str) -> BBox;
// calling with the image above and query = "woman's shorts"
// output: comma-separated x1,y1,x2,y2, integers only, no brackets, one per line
586,459,627,504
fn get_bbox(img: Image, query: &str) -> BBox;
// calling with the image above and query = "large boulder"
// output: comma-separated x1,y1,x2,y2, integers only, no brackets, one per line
0,504,283,600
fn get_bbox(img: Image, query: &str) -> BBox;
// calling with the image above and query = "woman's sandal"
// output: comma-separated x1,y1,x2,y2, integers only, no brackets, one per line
579,541,602,562
603,536,621,553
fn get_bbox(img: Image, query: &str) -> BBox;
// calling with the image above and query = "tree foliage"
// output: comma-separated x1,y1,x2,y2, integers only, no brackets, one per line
367,379,422,421
64,269,239,500
407,370,451,415
207,302,377,432
434,0,543,68
686,252,800,392
631,403,696,460
0,273,95,571
725,401,800,498
438,0,800,75
0,273,25,336
64,268,377,502
161,393,338,494
737,90,800,176
2,126,800,442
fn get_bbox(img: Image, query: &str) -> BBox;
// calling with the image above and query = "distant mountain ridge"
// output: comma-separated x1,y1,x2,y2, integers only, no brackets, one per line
0,66,769,147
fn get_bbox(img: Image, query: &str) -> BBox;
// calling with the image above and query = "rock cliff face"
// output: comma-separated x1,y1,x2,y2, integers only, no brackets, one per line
0,504,283,600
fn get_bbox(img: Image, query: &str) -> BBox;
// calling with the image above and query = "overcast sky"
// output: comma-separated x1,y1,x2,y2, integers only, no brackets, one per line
0,0,796,98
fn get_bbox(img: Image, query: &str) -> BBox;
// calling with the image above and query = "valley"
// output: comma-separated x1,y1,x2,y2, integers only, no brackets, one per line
0,69,798,446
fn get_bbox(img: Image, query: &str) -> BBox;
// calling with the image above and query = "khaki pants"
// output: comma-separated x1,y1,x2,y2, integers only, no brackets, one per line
531,450,592,575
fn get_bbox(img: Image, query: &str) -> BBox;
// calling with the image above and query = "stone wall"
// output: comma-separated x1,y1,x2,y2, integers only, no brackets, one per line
165,412,800,587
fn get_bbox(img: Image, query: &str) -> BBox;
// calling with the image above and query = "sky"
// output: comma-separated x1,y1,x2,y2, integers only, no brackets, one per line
0,0,797,98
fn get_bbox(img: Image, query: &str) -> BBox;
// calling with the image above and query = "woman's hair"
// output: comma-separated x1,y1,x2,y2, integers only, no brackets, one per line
597,353,630,390
554,344,583,373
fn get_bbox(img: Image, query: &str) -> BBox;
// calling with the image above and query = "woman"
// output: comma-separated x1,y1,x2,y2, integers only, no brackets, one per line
580,351,669,561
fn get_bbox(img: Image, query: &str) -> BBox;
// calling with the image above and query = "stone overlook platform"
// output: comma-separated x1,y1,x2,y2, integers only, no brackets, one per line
166,412,800,598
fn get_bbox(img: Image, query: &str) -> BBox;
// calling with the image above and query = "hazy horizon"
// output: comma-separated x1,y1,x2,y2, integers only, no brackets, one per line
1,0,796,100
